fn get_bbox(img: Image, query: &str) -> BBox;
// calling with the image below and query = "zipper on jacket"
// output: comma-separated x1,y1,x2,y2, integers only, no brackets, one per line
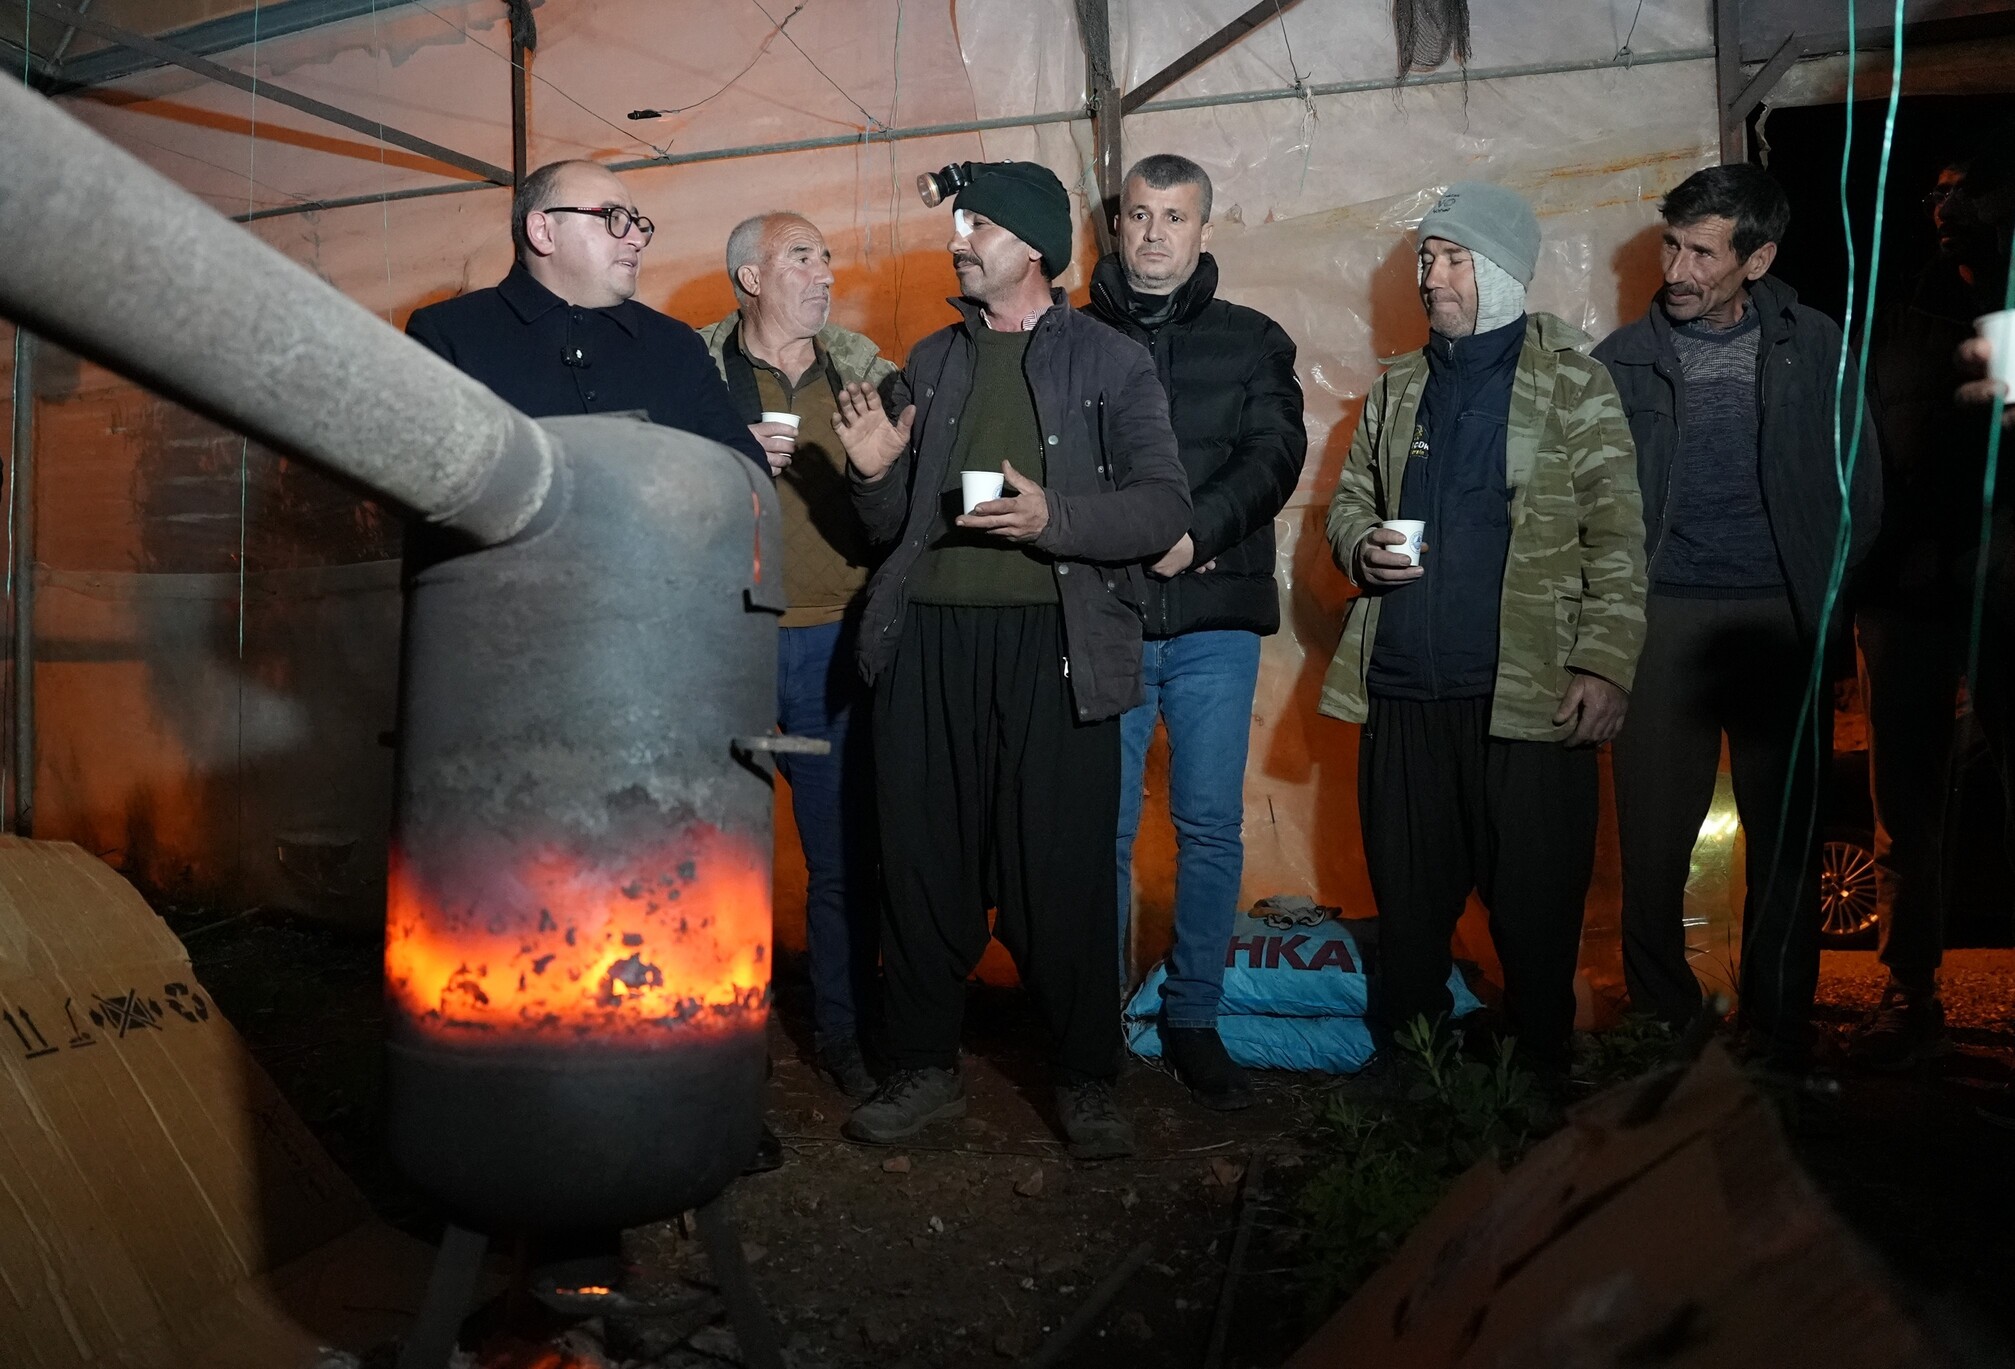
1644,356,1685,578
1152,329,1174,639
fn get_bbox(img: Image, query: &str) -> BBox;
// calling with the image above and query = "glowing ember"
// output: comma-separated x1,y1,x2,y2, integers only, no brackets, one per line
385,823,770,1042
557,1285,613,1297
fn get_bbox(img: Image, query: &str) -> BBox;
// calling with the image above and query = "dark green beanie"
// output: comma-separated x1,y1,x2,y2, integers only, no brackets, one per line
954,161,1074,279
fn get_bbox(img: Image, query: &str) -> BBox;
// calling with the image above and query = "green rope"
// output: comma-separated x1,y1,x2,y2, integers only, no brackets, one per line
1759,0,1904,1002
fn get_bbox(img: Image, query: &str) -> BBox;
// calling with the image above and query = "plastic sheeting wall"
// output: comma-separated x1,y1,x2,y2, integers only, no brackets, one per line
18,0,1721,1008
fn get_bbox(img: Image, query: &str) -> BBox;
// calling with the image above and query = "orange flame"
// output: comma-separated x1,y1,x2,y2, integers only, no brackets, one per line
385,824,770,1044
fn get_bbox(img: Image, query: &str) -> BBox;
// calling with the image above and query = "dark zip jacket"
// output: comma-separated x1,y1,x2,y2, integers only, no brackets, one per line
1082,253,1306,638
1593,274,1882,639
1365,314,1524,698
851,290,1191,722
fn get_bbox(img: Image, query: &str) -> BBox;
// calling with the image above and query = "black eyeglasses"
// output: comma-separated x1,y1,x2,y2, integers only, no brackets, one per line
542,205,655,241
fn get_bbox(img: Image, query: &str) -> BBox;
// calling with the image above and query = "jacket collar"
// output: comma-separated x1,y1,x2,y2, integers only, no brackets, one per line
949,285,1072,335
1427,312,1527,373
1610,271,1799,363
701,313,884,376
497,262,643,336
720,314,829,378
1086,252,1219,330
1381,310,1592,368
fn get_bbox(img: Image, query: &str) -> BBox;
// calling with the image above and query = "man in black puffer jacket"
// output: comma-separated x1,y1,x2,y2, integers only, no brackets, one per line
1085,154,1307,1109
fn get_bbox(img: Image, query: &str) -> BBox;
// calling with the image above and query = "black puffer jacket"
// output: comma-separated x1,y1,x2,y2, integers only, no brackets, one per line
1084,253,1306,637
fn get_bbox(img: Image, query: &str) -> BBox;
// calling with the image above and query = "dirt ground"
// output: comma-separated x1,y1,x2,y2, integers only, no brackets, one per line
174,906,2015,1368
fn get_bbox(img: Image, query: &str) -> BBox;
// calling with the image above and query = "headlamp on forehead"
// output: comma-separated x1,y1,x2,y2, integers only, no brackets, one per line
917,161,977,208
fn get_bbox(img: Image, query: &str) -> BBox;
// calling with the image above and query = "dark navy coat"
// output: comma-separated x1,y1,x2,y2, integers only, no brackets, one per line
406,263,765,470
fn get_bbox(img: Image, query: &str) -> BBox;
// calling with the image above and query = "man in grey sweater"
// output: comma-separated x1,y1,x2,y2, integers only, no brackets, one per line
1595,165,1880,1069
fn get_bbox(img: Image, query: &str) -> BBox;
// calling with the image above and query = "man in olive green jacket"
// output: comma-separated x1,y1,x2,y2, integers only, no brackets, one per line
1320,183,1646,1074
698,212,900,1109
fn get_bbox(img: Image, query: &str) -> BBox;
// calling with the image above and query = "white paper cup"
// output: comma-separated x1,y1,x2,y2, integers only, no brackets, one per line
1378,519,1426,566
758,410,801,431
1979,310,2015,388
961,470,1006,514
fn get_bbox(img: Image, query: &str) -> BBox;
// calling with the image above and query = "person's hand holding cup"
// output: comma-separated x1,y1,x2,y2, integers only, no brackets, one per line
1961,310,2015,426
960,469,1006,515
1357,519,1426,586
753,410,801,476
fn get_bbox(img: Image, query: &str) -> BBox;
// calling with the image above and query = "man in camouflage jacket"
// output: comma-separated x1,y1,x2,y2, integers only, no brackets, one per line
1320,183,1646,1075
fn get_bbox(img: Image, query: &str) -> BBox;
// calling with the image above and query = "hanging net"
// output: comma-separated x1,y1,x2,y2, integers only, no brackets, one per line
1393,0,1471,74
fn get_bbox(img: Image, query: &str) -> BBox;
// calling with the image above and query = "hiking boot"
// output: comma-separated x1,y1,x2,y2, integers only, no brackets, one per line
1055,1078,1136,1160
817,1037,878,1101
1852,984,1946,1072
1161,1024,1255,1111
842,1066,965,1145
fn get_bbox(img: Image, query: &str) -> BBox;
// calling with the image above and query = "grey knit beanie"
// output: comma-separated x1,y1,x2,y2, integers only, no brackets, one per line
1417,181,1541,286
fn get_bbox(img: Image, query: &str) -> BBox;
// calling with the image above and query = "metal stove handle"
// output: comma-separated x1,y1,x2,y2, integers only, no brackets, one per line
731,734,833,757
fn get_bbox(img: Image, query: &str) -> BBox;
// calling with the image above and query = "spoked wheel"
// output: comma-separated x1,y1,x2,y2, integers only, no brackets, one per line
1818,837,1879,946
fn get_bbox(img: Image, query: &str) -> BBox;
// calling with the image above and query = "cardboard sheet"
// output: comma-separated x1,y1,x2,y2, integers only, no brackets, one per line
1289,1045,1942,1368
0,836,426,1368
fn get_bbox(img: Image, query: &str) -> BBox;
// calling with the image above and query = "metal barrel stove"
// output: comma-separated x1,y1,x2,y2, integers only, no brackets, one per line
0,82,781,1233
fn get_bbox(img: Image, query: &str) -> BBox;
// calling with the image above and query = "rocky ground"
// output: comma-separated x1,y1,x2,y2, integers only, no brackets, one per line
180,907,2015,1368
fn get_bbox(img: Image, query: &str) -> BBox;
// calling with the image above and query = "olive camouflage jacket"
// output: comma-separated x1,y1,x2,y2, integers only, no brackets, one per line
1319,312,1648,742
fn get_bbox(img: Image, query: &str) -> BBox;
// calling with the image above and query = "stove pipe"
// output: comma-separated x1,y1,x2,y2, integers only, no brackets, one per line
0,85,783,1231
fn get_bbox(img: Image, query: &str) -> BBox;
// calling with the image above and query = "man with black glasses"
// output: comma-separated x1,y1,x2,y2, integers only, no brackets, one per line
407,158,761,468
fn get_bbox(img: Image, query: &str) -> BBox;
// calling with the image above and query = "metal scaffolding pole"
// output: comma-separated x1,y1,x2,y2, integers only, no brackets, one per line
225,43,1720,226
8,329,35,837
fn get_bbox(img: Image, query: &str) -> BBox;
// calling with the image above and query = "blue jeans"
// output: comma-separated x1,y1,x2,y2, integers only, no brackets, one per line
1116,629,1262,1028
776,619,878,1048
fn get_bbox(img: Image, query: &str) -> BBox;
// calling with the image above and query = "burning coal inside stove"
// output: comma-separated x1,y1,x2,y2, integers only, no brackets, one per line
385,822,771,1044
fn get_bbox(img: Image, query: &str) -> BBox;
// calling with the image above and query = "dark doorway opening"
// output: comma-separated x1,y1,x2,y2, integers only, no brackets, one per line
1755,90,2015,951
1754,92,2013,329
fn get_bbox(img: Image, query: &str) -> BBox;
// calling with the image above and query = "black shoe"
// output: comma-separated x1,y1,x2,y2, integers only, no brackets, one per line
1160,1024,1255,1111
817,1037,878,1101
1851,984,1947,1072
742,1124,784,1174
1055,1078,1136,1160
843,1066,966,1145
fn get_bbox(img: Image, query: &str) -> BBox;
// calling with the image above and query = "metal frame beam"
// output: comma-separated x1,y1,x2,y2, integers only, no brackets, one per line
33,0,509,186
1076,0,1122,254
0,32,60,84
1121,0,1306,116
8,328,35,837
507,1,532,191
1726,32,1800,129
47,0,410,90
226,43,1717,225
1716,0,1746,160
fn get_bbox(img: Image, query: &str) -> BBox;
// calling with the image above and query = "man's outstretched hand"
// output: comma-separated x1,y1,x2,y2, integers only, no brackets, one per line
834,381,914,478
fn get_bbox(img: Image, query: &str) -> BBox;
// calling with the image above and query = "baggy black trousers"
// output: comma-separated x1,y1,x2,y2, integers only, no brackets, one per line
1613,594,1829,1053
873,604,1123,1082
1358,695,1598,1069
